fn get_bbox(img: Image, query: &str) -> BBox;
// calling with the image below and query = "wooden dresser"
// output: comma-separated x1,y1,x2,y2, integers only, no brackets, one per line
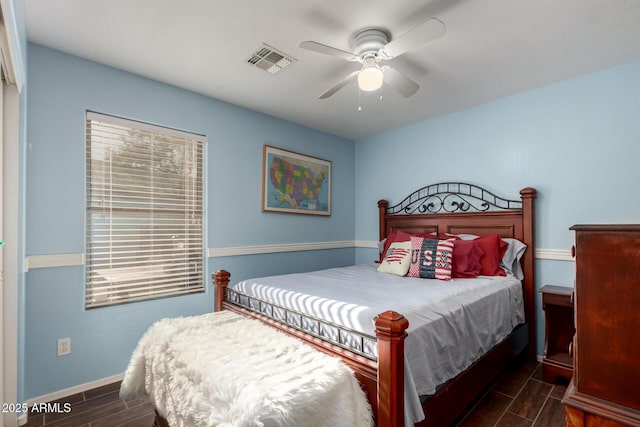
563,225,640,426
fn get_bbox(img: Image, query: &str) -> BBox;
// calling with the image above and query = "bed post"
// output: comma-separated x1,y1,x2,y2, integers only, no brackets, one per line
213,270,230,312
374,310,409,427
378,200,389,240
520,187,537,362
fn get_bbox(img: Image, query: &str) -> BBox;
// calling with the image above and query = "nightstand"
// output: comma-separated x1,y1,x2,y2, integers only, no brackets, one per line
539,285,575,383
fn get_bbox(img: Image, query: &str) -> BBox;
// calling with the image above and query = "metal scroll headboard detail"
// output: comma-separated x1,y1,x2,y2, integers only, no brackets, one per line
387,182,522,215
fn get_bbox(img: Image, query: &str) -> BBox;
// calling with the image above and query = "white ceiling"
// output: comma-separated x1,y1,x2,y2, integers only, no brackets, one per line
25,0,640,140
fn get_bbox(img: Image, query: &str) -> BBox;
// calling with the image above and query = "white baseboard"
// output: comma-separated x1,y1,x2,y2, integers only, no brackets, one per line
25,372,124,406
19,373,124,425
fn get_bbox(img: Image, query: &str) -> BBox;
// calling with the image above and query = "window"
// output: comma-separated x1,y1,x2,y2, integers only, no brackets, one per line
85,112,205,308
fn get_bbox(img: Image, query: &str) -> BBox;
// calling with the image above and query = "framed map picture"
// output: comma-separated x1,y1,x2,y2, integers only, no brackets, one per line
262,145,332,216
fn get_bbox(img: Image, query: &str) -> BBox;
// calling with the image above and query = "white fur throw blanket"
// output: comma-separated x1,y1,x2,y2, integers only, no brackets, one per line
120,311,372,427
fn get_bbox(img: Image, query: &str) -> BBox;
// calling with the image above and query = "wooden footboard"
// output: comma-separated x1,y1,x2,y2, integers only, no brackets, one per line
154,410,169,427
214,269,409,427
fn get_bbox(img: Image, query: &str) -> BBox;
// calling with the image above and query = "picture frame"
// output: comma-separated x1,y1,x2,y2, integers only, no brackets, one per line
262,145,332,216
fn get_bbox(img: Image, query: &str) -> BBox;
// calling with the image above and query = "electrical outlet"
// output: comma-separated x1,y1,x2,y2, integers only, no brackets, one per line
57,338,71,356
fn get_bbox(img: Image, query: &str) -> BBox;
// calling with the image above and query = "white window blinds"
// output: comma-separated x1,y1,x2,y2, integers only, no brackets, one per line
86,112,205,308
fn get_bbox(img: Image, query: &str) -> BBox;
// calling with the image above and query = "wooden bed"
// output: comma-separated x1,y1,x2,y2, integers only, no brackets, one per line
156,182,537,427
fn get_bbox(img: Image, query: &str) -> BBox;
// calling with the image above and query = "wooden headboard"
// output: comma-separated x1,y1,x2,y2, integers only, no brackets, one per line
377,183,537,361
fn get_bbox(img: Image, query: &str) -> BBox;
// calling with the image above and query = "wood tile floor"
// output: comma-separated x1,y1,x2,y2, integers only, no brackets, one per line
22,381,155,427
24,361,566,427
454,362,568,427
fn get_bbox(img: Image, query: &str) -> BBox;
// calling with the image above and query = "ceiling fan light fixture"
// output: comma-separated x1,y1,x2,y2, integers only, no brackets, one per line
357,59,384,92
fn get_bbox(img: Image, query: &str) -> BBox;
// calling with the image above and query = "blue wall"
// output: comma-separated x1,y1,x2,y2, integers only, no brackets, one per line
354,59,640,354
25,44,355,399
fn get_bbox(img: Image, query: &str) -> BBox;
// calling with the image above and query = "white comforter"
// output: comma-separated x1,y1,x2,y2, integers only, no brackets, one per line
120,310,372,427
234,264,525,425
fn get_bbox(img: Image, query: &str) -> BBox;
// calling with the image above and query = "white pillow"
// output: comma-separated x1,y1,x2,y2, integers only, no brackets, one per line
501,238,527,279
377,241,412,276
446,233,478,240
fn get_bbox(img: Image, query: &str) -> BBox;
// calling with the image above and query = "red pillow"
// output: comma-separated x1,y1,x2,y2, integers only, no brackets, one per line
378,230,412,262
473,234,508,276
451,240,484,278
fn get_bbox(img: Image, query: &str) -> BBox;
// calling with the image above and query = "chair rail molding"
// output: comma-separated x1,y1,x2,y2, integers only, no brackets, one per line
24,244,573,269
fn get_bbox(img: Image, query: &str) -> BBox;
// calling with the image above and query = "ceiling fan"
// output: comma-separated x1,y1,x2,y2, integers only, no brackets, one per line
300,17,446,99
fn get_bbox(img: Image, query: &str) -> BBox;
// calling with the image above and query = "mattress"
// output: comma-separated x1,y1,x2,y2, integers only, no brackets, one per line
232,264,525,425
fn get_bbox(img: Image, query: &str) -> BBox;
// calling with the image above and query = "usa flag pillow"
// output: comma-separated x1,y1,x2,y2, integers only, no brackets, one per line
377,241,412,276
408,237,455,280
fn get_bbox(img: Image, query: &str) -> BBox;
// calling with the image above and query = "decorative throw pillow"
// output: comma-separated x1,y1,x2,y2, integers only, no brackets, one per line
377,241,412,276
473,234,508,276
408,237,455,280
451,239,484,278
377,230,412,263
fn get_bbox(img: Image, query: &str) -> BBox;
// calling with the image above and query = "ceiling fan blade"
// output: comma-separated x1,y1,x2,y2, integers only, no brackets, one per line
299,41,358,61
380,18,445,59
382,66,419,97
319,70,360,99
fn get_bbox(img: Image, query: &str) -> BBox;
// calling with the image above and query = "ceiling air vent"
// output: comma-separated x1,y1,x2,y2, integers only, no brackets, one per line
247,43,296,74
